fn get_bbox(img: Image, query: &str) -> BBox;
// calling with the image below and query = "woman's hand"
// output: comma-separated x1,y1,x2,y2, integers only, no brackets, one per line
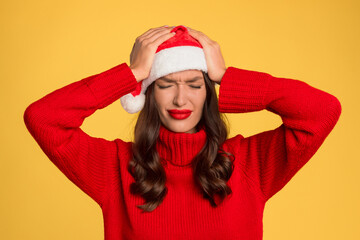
129,25,176,82
185,26,227,84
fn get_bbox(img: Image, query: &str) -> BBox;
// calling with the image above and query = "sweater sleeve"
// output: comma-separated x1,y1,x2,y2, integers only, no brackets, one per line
23,62,138,207
218,67,342,202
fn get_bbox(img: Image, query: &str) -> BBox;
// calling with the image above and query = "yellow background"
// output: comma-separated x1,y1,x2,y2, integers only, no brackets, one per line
1,0,358,239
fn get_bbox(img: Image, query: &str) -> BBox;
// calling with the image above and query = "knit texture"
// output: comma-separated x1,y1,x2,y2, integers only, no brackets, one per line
24,62,342,239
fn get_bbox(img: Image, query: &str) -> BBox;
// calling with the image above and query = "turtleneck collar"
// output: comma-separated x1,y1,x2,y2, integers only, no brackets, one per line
156,124,207,167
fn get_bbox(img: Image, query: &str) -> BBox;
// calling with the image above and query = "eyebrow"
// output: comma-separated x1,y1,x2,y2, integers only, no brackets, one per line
158,76,203,83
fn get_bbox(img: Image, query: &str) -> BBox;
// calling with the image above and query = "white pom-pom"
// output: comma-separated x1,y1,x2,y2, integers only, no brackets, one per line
120,92,146,114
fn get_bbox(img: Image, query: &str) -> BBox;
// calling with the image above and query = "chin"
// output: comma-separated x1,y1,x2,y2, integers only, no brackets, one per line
163,121,197,133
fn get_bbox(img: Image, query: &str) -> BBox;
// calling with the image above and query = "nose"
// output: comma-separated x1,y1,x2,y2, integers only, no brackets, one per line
173,85,187,107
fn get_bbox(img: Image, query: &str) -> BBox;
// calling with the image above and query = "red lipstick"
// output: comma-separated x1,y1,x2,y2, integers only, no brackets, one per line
167,109,192,120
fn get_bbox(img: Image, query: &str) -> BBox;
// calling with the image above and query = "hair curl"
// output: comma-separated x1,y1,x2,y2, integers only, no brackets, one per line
128,71,235,213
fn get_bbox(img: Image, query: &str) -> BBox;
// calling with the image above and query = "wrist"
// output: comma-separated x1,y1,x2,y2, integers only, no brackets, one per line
129,67,140,82
129,67,145,83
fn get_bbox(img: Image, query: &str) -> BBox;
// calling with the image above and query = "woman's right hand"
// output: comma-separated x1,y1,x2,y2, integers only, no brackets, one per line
129,25,175,82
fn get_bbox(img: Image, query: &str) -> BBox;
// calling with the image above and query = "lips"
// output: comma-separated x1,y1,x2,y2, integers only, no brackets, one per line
167,109,192,120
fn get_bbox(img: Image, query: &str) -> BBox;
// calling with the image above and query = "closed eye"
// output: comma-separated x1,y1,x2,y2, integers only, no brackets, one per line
158,85,202,89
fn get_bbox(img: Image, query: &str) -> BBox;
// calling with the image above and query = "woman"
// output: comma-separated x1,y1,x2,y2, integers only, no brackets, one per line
23,25,342,239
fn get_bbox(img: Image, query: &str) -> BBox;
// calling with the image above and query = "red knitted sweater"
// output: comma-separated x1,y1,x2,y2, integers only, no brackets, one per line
23,62,341,240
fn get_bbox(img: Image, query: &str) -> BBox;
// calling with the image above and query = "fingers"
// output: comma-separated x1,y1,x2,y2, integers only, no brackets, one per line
145,27,173,41
152,30,176,46
140,25,170,39
186,26,215,46
141,26,175,48
130,25,174,64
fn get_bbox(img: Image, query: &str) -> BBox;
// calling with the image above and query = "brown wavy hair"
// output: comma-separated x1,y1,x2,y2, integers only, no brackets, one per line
128,71,235,213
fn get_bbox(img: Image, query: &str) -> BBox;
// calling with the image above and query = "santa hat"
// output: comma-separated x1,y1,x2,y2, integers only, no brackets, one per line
120,25,208,114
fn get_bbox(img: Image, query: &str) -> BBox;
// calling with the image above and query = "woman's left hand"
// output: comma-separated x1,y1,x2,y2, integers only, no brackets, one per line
185,26,227,84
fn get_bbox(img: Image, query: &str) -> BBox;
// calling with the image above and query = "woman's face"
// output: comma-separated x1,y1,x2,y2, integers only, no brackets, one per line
154,70,206,133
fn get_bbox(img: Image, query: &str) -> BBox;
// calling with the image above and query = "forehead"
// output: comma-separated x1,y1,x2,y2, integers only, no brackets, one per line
156,70,204,83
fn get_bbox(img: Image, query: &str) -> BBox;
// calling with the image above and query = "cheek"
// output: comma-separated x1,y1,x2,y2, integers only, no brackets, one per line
192,89,207,108
154,90,170,109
